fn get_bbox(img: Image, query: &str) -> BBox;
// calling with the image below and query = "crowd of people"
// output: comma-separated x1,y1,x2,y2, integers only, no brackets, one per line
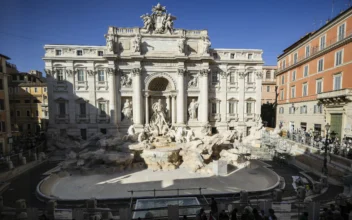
286,129,352,159
193,198,280,220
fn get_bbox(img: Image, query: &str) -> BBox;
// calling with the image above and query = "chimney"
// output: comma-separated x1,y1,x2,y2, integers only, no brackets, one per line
29,70,43,78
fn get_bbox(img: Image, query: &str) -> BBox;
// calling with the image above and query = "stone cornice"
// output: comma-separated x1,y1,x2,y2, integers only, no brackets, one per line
276,36,352,76
212,60,264,65
43,57,106,61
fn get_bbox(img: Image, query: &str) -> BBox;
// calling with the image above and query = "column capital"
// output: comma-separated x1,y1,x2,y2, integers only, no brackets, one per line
132,68,142,76
64,69,73,76
44,69,53,76
144,93,150,98
87,70,95,77
199,69,210,77
255,71,263,79
107,68,116,75
220,71,229,79
238,72,246,79
177,68,186,76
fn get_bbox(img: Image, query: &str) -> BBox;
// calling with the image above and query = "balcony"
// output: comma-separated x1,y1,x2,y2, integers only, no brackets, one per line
76,81,88,90
244,113,256,121
76,114,90,123
96,114,110,123
96,81,108,90
277,29,352,74
209,113,221,122
55,114,69,123
227,113,239,122
317,89,352,104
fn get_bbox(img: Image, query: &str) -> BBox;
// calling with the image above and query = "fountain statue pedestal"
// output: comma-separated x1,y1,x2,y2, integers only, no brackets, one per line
213,160,228,176
141,146,182,171
151,136,176,148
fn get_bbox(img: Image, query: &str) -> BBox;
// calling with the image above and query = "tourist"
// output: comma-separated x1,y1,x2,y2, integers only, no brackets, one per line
268,209,277,220
219,210,229,220
230,208,238,220
259,210,265,218
299,212,308,220
196,208,207,220
209,210,217,220
252,208,263,220
240,206,254,220
210,198,218,215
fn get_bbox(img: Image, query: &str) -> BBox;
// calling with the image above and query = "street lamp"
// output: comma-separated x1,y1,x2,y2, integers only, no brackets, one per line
323,123,330,175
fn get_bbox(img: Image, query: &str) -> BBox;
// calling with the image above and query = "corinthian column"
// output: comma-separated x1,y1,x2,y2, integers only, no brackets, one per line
145,94,149,125
132,68,142,126
177,68,186,125
238,72,246,123
255,71,263,117
171,95,176,125
199,69,210,123
220,71,228,124
107,68,117,125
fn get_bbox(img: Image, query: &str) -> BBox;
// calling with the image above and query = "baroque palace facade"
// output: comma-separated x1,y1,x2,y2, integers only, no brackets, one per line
43,4,264,138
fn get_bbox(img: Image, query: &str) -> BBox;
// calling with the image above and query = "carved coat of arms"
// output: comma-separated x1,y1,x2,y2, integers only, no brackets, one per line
140,3,177,34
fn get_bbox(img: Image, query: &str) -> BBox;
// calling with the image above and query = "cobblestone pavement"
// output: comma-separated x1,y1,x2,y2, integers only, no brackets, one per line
264,160,343,201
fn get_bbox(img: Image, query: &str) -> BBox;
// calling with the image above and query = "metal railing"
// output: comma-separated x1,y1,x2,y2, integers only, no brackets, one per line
0,141,45,173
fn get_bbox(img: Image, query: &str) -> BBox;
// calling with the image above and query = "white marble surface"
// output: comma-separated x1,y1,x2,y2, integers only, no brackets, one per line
48,162,278,200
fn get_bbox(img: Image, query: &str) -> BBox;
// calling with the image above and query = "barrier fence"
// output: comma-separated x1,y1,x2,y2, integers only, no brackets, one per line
0,141,45,173
2,198,351,220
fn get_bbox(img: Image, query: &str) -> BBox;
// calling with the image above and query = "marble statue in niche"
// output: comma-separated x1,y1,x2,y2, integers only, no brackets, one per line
150,99,168,135
122,99,133,121
188,99,199,120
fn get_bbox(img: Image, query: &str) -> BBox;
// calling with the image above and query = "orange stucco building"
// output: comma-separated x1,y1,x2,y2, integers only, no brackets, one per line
276,6,352,139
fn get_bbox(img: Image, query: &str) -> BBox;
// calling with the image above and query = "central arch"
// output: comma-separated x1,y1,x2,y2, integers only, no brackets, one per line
144,73,177,126
145,72,176,91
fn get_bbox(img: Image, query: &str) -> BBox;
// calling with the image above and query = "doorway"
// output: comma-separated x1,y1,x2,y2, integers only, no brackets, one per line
330,113,342,139
80,129,87,140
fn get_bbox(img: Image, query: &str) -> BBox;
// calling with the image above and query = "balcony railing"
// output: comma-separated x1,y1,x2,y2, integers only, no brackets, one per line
317,89,352,99
76,114,90,123
96,114,110,123
55,114,69,123
278,29,352,73
227,113,238,122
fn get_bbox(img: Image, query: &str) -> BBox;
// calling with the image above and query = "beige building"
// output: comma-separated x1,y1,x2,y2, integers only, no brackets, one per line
9,71,48,135
0,54,13,154
261,66,277,104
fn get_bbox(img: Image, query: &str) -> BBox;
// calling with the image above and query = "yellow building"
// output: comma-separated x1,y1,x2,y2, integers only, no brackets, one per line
0,54,13,155
9,70,48,135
